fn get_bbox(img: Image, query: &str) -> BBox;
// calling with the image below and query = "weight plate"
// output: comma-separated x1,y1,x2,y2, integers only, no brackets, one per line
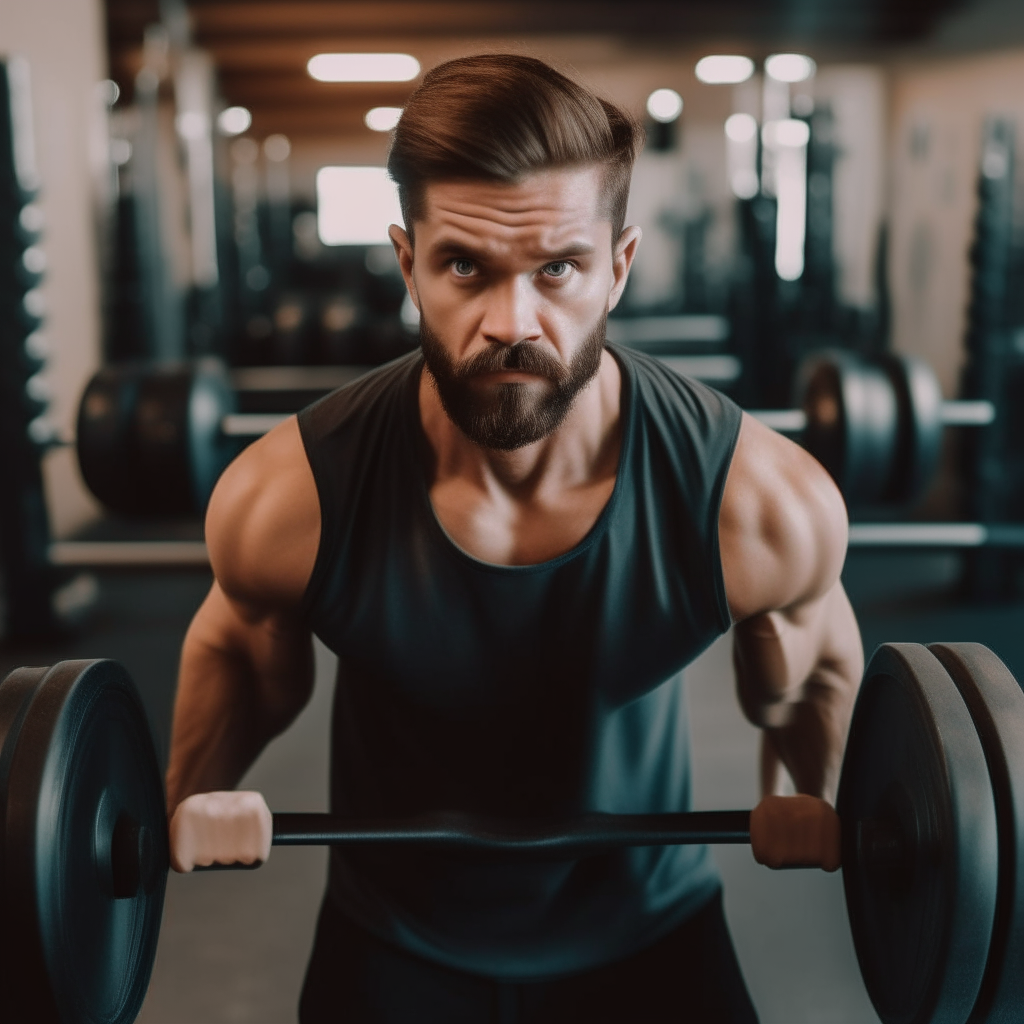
837,643,997,1024
1,661,168,1023
877,354,943,507
77,363,146,516
797,350,899,507
929,643,1024,1024
77,359,238,517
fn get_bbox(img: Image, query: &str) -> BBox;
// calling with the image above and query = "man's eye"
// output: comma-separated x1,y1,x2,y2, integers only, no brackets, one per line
452,259,475,277
543,261,571,278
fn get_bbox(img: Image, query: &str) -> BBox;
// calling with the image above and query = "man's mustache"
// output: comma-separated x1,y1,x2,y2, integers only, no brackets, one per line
457,343,570,384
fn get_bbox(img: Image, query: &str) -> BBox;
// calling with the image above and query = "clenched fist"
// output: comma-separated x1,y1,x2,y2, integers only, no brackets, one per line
169,791,273,873
750,794,841,872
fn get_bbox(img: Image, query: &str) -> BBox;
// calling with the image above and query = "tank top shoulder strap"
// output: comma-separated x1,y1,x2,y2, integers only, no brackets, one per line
609,344,743,631
296,352,423,617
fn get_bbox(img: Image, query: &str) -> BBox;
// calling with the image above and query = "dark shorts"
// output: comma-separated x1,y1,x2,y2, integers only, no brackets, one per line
298,890,760,1024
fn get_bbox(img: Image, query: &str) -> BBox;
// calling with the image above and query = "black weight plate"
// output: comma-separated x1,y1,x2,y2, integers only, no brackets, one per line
929,643,1024,1024
1,661,168,1024
837,643,997,1024
133,359,237,516
877,354,943,506
77,364,146,515
797,350,899,507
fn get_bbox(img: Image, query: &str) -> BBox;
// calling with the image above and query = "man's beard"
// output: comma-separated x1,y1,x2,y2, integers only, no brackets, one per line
419,313,607,451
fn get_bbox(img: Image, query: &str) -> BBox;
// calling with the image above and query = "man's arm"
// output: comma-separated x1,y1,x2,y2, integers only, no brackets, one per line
719,413,863,867
164,416,320,867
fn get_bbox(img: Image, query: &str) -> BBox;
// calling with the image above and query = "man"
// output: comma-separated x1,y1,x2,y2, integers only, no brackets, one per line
167,55,862,1022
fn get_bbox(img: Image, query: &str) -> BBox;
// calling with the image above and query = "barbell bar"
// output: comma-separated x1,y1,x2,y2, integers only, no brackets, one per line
43,521,1024,569
222,399,998,440
266,809,751,851
750,399,995,435
1,640,1020,1024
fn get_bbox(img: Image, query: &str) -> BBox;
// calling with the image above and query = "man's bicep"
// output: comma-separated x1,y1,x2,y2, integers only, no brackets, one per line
205,415,321,611
719,413,848,623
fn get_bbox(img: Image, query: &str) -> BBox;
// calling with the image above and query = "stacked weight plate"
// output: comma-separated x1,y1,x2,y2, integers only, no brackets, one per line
0,660,167,1024
838,641,1024,1024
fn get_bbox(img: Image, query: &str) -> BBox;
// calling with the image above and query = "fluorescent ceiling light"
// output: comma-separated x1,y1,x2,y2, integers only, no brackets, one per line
646,88,683,123
365,106,403,132
217,106,251,136
695,55,754,85
317,166,403,246
307,53,420,83
765,53,816,83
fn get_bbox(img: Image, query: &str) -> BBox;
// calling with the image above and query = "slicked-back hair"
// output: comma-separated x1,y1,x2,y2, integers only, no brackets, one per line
387,54,644,244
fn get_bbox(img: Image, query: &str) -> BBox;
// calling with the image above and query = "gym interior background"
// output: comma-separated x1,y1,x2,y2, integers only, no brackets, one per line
4,0,1024,1021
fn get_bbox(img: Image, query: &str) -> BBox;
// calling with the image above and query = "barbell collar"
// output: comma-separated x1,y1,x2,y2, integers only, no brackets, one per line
220,413,288,437
939,400,996,426
270,810,752,853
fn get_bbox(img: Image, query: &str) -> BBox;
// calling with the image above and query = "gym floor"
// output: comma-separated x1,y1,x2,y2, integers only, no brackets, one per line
2,549,1020,1023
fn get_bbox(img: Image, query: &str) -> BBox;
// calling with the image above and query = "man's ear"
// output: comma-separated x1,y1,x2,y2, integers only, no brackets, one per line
389,224,419,309
608,226,642,312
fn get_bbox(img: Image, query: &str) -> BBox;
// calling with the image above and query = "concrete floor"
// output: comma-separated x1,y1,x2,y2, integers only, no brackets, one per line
6,550,1022,1022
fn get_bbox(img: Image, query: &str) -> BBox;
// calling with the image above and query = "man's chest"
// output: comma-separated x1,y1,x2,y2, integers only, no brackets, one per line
428,475,618,565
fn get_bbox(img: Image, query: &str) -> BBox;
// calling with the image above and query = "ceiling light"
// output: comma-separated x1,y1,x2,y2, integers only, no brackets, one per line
765,53,816,84
695,55,754,85
176,111,209,141
264,134,291,161
646,88,683,124
217,106,251,136
725,113,757,143
307,53,420,83
763,118,810,148
365,106,403,132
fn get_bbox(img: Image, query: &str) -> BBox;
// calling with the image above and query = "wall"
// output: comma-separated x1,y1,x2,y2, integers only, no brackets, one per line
888,47,1024,396
0,0,107,536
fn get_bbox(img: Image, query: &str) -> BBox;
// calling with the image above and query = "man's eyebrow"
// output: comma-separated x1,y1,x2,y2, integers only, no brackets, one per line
427,239,598,260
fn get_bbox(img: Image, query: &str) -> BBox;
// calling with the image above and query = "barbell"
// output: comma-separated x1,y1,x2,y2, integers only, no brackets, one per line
72,350,994,518
0,641,1022,1023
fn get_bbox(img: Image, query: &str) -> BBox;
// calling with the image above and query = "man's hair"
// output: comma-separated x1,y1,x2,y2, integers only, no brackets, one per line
387,54,644,242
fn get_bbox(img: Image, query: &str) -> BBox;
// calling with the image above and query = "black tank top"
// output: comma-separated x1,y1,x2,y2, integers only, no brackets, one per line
297,345,743,979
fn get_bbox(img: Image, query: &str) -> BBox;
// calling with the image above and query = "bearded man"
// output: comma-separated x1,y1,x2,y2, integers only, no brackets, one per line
166,54,862,1023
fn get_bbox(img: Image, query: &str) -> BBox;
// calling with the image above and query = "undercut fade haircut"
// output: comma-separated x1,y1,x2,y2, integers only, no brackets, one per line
387,54,644,244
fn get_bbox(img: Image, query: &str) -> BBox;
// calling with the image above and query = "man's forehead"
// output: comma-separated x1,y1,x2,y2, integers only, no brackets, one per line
417,165,609,241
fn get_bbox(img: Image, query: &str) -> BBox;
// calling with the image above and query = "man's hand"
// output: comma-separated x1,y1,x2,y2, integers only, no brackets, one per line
169,791,273,873
750,794,841,871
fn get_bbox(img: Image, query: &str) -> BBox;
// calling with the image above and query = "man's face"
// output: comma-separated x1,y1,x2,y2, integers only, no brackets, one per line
390,165,639,450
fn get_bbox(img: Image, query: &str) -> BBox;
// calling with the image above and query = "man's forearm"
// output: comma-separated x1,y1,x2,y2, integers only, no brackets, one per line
165,618,314,812
732,582,863,799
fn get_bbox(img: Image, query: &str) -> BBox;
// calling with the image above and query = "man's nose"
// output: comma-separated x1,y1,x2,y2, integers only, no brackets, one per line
480,277,542,347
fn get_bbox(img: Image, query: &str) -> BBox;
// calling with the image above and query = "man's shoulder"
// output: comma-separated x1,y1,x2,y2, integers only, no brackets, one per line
205,416,321,608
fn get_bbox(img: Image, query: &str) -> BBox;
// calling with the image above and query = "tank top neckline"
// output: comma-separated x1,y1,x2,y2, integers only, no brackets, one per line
403,344,636,576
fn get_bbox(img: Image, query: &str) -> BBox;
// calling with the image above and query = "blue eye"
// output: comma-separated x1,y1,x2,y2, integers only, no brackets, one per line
452,259,475,277
544,261,571,278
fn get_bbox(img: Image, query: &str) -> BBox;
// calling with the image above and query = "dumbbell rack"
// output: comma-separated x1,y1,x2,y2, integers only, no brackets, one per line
0,59,65,640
